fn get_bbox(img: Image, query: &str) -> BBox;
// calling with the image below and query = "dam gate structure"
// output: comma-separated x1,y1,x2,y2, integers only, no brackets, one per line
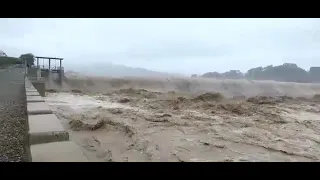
26,56,64,96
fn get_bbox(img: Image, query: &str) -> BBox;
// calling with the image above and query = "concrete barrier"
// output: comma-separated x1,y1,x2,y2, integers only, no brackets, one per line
26,88,38,92
25,77,87,162
28,114,69,145
27,102,53,115
31,80,45,97
26,91,41,96
31,141,88,162
27,96,45,102
25,77,45,97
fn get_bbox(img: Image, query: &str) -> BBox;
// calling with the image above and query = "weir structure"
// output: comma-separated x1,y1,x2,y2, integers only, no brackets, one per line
35,56,64,84
25,56,64,96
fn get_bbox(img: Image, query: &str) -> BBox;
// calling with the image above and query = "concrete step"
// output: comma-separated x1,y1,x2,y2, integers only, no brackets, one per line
25,81,34,88
26,91,40,96
28,114,69,145
25,84,34,89
27,95,45,103
26,87,38,92
31,141,88,162
27,102,52,115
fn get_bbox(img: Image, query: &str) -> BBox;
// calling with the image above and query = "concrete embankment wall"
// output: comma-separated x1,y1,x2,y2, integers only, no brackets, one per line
24,77,87,162
30,80,45,97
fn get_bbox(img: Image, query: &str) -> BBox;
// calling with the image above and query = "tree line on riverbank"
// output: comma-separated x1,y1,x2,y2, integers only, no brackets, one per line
194,63,320,83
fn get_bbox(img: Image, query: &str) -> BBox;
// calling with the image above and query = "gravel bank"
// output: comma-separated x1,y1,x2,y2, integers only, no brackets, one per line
0,67,28,162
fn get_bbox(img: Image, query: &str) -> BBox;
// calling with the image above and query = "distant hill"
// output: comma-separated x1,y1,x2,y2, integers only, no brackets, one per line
197,63,320,83
64,62,320,83
64,62,183,78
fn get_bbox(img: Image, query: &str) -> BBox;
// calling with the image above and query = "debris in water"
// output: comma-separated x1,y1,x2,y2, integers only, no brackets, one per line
69,119,104,131
192,92,224,102
118,98,131,103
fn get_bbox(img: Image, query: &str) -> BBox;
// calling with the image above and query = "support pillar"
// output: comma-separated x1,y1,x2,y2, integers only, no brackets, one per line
59,59,62,85
36,66,41,80
24,58,28,76
48,69,52,89
36,58,39,68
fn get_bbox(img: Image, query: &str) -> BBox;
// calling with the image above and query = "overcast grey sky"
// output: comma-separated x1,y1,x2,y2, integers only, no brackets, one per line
1,18,320,74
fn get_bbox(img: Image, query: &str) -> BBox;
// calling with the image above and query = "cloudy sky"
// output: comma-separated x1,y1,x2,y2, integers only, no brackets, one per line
1,18,320,75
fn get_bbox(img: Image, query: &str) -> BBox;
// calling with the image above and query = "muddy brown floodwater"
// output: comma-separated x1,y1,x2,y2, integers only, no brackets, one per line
45,85,320,162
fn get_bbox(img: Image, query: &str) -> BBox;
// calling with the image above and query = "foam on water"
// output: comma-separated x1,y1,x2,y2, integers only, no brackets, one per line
45,92,137,112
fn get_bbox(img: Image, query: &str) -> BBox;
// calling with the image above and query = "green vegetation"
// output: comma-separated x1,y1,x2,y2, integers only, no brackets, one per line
0,51,35,68
200,63,320,83
245,63,309,82
0,56,22,68
19,53,35,66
